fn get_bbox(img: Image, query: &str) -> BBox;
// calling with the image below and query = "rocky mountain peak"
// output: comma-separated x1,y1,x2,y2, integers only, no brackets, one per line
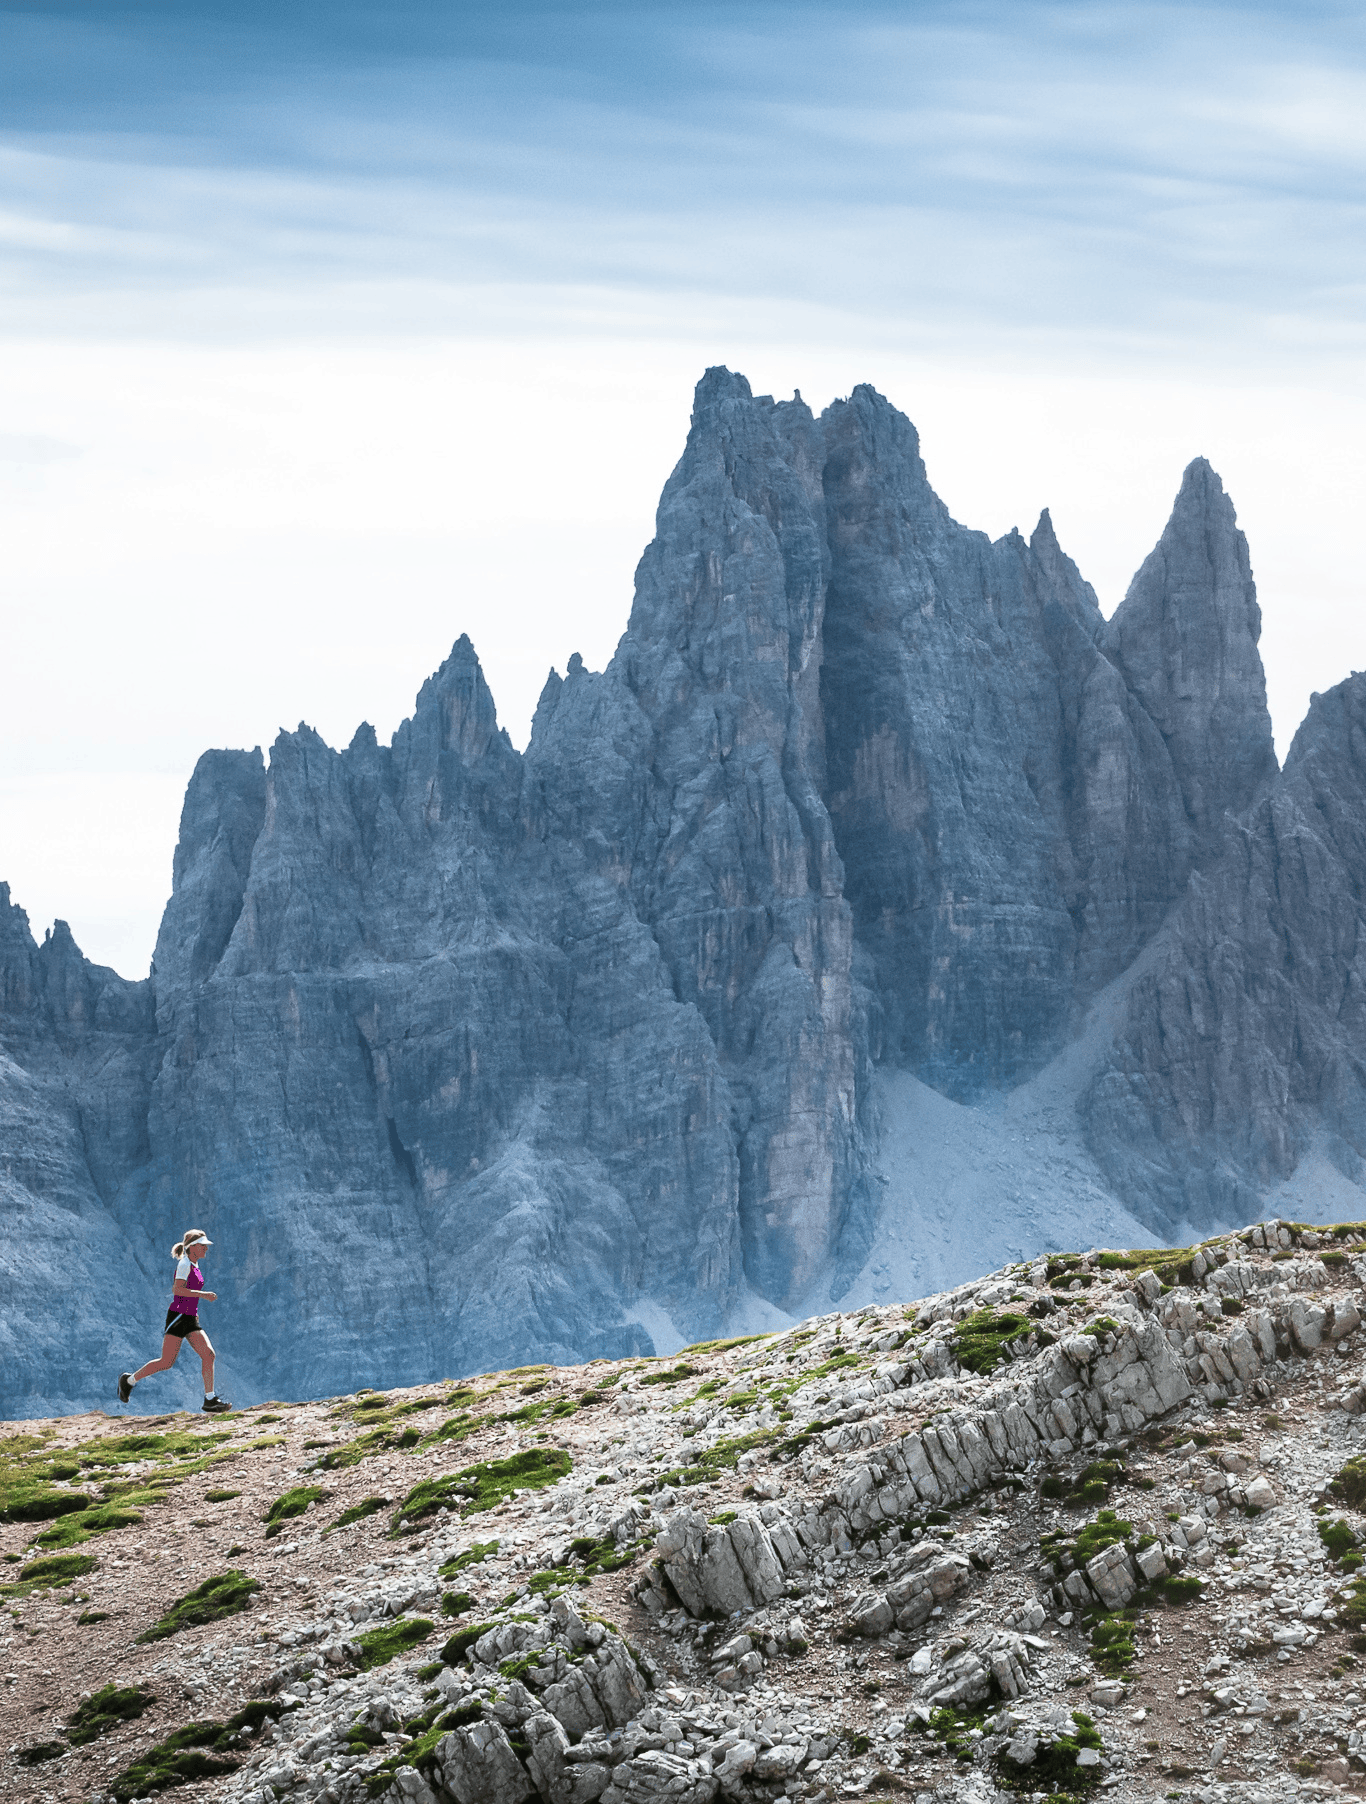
408,632,507,768
1029,506,1104,636
1102,457,1277,841
0,365,1356,1418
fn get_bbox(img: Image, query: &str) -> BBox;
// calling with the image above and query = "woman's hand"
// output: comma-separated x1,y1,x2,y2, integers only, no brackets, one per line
201,1291,217,1302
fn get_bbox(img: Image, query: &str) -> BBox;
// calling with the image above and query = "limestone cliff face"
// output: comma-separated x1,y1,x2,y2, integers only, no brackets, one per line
818,393,1209,1094
0,890,161,1413
527,371,870,1308
1085,672,1366,1232
3,368,1349,1417
137,371,873,1400
1102,459,1277,843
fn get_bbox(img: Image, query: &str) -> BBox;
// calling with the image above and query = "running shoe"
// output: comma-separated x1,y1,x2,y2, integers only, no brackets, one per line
201,1395,232,1413
117,1372,132,1403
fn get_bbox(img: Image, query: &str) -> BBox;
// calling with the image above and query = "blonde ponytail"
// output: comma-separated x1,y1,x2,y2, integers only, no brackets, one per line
171,1240,185,1258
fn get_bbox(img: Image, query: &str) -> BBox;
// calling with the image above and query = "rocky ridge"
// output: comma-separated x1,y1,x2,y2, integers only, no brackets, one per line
8,365,1366,1413
11,1220,1366,1804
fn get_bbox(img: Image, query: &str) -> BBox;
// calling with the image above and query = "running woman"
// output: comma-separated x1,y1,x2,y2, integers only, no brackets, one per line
118,1229,231,1413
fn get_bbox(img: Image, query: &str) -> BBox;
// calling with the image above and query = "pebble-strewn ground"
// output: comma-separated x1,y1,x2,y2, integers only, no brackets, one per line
10,1218,1366,1804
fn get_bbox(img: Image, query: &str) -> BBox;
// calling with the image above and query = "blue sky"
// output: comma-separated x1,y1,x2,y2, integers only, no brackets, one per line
1,1,1364,972
4,1,1363,348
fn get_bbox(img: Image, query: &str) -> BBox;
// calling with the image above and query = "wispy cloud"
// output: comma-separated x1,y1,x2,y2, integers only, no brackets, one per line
1,3,1362,363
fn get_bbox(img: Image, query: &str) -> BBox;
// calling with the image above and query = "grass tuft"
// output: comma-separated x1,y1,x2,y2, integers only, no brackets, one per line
352,1617,435,1669
952,1309,1037,1374
11,1552,99,1593
107,1697,296,1802
439,1540,498,1577
31,1500,146,1549
66,1682,156,1745
392,1447,571,1531
136,1569,259,1643
1330,1456,1366,1511
326,1495,388,1533
264,1484,325,1537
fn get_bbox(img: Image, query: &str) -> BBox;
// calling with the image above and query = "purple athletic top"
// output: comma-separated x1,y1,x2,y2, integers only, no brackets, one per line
170,1255,203,1317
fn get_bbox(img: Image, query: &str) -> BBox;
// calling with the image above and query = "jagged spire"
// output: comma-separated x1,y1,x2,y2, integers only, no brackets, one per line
1103,458,1277,840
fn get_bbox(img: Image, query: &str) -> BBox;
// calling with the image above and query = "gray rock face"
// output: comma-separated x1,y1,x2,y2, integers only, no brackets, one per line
3,364,1357,1414
819,396,1202,1092
1085,670,1366,1230
1101,458,1277,844
0,889,161,1413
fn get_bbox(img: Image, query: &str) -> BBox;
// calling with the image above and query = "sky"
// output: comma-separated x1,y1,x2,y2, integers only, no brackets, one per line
1,0,1364,977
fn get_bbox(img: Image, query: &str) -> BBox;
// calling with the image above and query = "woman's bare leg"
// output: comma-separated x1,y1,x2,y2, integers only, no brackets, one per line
187,1330,215,1395
132,1335,183,1382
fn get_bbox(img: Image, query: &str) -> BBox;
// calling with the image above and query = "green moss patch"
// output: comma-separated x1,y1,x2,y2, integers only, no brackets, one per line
264,1484,325,1537
355,1698,476,1801
952,1309,1038,1374
640,1363,700,1387
66,1682,156,1745
1091,1613,1137,1674
352,1616,435,1669
2,1487,92,1524
1,1425,239,1567
203,1488,240,1503
1320,1518,1361,1566
651,1428,778,1491
913,1706,993,1764
499,1397,578,1428
440,1621,496,1663
137,1569,259,1642
320,1404,492,1467
1040,1460,1126,1511
318,1428,394,1470
681,1334,773,1355
14,1551,99,1589
1331,1456,1366,1510
327,1495,388,1533
518,1534,644,1601
1041,1508,1132,1571
439,1540,498,1577
393,1447,571,1531
77,1429,236,1471
32,1500,147,1549
107,1696,297,1802
441,1589,474,1617
998,1710,1104,1792
1157,1574,1204,1605
426,1411,492,1445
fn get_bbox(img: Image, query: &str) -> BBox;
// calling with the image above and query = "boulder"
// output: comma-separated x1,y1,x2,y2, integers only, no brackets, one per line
436,1720,538,1804
599,1751,719,1804
656,1508,802,1617
525,1713,612,1804
1085,1543,1138,1609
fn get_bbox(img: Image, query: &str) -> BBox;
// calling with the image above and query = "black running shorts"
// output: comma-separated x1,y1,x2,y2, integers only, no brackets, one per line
163,1309,202,1340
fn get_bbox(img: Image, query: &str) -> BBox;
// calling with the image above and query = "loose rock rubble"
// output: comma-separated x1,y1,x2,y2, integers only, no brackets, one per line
12,1218,1366,1804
